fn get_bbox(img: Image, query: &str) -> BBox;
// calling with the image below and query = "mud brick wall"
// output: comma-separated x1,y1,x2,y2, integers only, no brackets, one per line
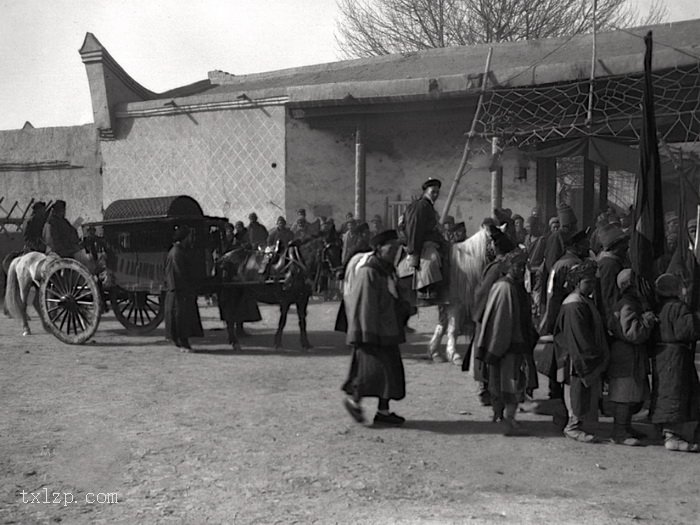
101,106,286,228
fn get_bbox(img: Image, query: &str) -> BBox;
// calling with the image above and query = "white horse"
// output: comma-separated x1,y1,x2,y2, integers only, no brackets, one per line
4,252,56,336
428,228,490,363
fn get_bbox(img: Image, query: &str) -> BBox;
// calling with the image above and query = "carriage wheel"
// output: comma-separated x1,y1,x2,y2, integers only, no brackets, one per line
110,289,164,334
38,259,101,345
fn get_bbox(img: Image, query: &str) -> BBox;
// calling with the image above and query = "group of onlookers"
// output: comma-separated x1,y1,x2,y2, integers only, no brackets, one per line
467,202,700,451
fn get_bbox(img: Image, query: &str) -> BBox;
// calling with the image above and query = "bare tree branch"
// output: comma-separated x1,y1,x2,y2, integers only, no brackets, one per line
335,0,669,58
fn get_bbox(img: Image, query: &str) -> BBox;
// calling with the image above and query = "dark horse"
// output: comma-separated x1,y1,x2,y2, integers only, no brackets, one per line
218,236,337,350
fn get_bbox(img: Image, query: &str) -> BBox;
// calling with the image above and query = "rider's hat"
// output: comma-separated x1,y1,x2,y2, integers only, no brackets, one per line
421,178,442,191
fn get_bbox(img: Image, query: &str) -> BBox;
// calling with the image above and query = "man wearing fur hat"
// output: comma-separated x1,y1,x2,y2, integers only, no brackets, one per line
544,203,577,279
22,201,47,253
342,230,410,426
553,260,609,443
404,178,446,300
475,249,538,434
596,223,630,323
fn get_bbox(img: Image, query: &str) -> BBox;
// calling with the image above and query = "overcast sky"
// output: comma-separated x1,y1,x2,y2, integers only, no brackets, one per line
1,0,699,130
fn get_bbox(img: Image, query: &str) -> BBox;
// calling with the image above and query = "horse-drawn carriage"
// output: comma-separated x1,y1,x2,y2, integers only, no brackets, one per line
32,195,229,344
8,195,339,347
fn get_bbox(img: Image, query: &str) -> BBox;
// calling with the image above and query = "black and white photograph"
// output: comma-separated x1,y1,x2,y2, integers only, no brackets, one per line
2,0,700,523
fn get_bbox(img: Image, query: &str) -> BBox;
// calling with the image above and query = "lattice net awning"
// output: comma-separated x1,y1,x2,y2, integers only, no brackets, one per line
476,61,700,147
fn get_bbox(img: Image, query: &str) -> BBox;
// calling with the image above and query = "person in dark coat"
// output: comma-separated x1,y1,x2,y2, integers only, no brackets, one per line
247,213,268,249
596,224,630,323
469,225,516,405
607,269,656,446
651,273,700,452
23,201,47,253
42,200,94,270
342,230,410,426
267,216,295,249
543,203,577,287
667,218,698,305
164,227,204,351
475,249,538,435
404,178,445,299
553,260,609,443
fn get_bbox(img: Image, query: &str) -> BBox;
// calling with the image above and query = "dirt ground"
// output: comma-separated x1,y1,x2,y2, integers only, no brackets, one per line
1,299,699,525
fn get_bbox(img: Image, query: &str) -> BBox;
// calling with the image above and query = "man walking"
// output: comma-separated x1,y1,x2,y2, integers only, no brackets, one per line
342,230,409,426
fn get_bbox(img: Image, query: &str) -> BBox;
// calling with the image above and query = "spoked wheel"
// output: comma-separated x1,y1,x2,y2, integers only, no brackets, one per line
110,288,164,334
38,259,101,344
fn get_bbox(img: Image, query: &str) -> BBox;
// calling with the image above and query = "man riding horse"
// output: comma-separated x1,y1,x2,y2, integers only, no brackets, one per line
404,178,447,301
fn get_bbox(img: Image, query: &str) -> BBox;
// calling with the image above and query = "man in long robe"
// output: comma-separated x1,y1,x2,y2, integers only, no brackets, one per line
543,203,578,288
553,260,609,443
651,273,700,452
404,178,445,300
342,230,409,426
164,227,204,351
468,225,516,404
475,249,538,435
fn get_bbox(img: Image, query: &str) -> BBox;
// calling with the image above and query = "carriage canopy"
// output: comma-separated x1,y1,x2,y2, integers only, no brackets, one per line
102,195,204,223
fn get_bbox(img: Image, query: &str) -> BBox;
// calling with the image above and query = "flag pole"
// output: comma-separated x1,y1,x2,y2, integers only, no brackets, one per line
440,47,493,223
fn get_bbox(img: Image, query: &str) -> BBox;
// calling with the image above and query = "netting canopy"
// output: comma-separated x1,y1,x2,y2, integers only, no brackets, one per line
476,61,700,147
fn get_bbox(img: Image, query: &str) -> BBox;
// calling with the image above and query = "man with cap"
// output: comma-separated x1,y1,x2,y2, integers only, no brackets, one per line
512,214,526,245
543,203,577,282
553,260,609,443
164,227,204,351
475,248,538,434
404,178,446,300
369,214,384,235
247,213,268,249
595,223,630,323
468,225,517,405
651,273,700,452
22,201,47,253
342,229,410,426
267,216,294,250
538,229,591,403
452,222,467,243
42,200,93,270
442,215,456,243
606,268,656,446
291,208,309,236
340,212,357,236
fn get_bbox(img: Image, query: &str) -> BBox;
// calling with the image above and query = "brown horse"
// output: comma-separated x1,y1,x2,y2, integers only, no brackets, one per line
218,237,328,350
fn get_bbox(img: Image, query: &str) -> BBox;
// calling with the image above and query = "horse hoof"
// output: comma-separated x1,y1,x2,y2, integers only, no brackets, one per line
302,344,313,351
232,343,242,352
22,330,31,336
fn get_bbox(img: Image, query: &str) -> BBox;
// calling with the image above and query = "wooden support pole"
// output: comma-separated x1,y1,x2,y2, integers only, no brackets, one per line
536,158,557,221
354,119,366,222
583,158,596,228
440,47,493,223
490,137,502,211
599,165,609,213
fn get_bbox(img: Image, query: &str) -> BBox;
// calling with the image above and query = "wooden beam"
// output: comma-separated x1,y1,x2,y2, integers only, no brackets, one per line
583,158,596,227
354,119,366,222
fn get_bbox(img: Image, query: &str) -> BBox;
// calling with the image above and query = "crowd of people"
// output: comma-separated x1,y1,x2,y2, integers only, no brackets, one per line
340,177,700,454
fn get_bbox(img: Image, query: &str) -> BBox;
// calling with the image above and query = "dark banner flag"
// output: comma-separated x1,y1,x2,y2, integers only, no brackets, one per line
631,31,665,282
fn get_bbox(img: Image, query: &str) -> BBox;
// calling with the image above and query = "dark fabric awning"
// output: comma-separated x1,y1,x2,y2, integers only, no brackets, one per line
103,195,204,222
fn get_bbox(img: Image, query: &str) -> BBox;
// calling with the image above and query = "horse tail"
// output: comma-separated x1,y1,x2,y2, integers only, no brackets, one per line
4,258,22,320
